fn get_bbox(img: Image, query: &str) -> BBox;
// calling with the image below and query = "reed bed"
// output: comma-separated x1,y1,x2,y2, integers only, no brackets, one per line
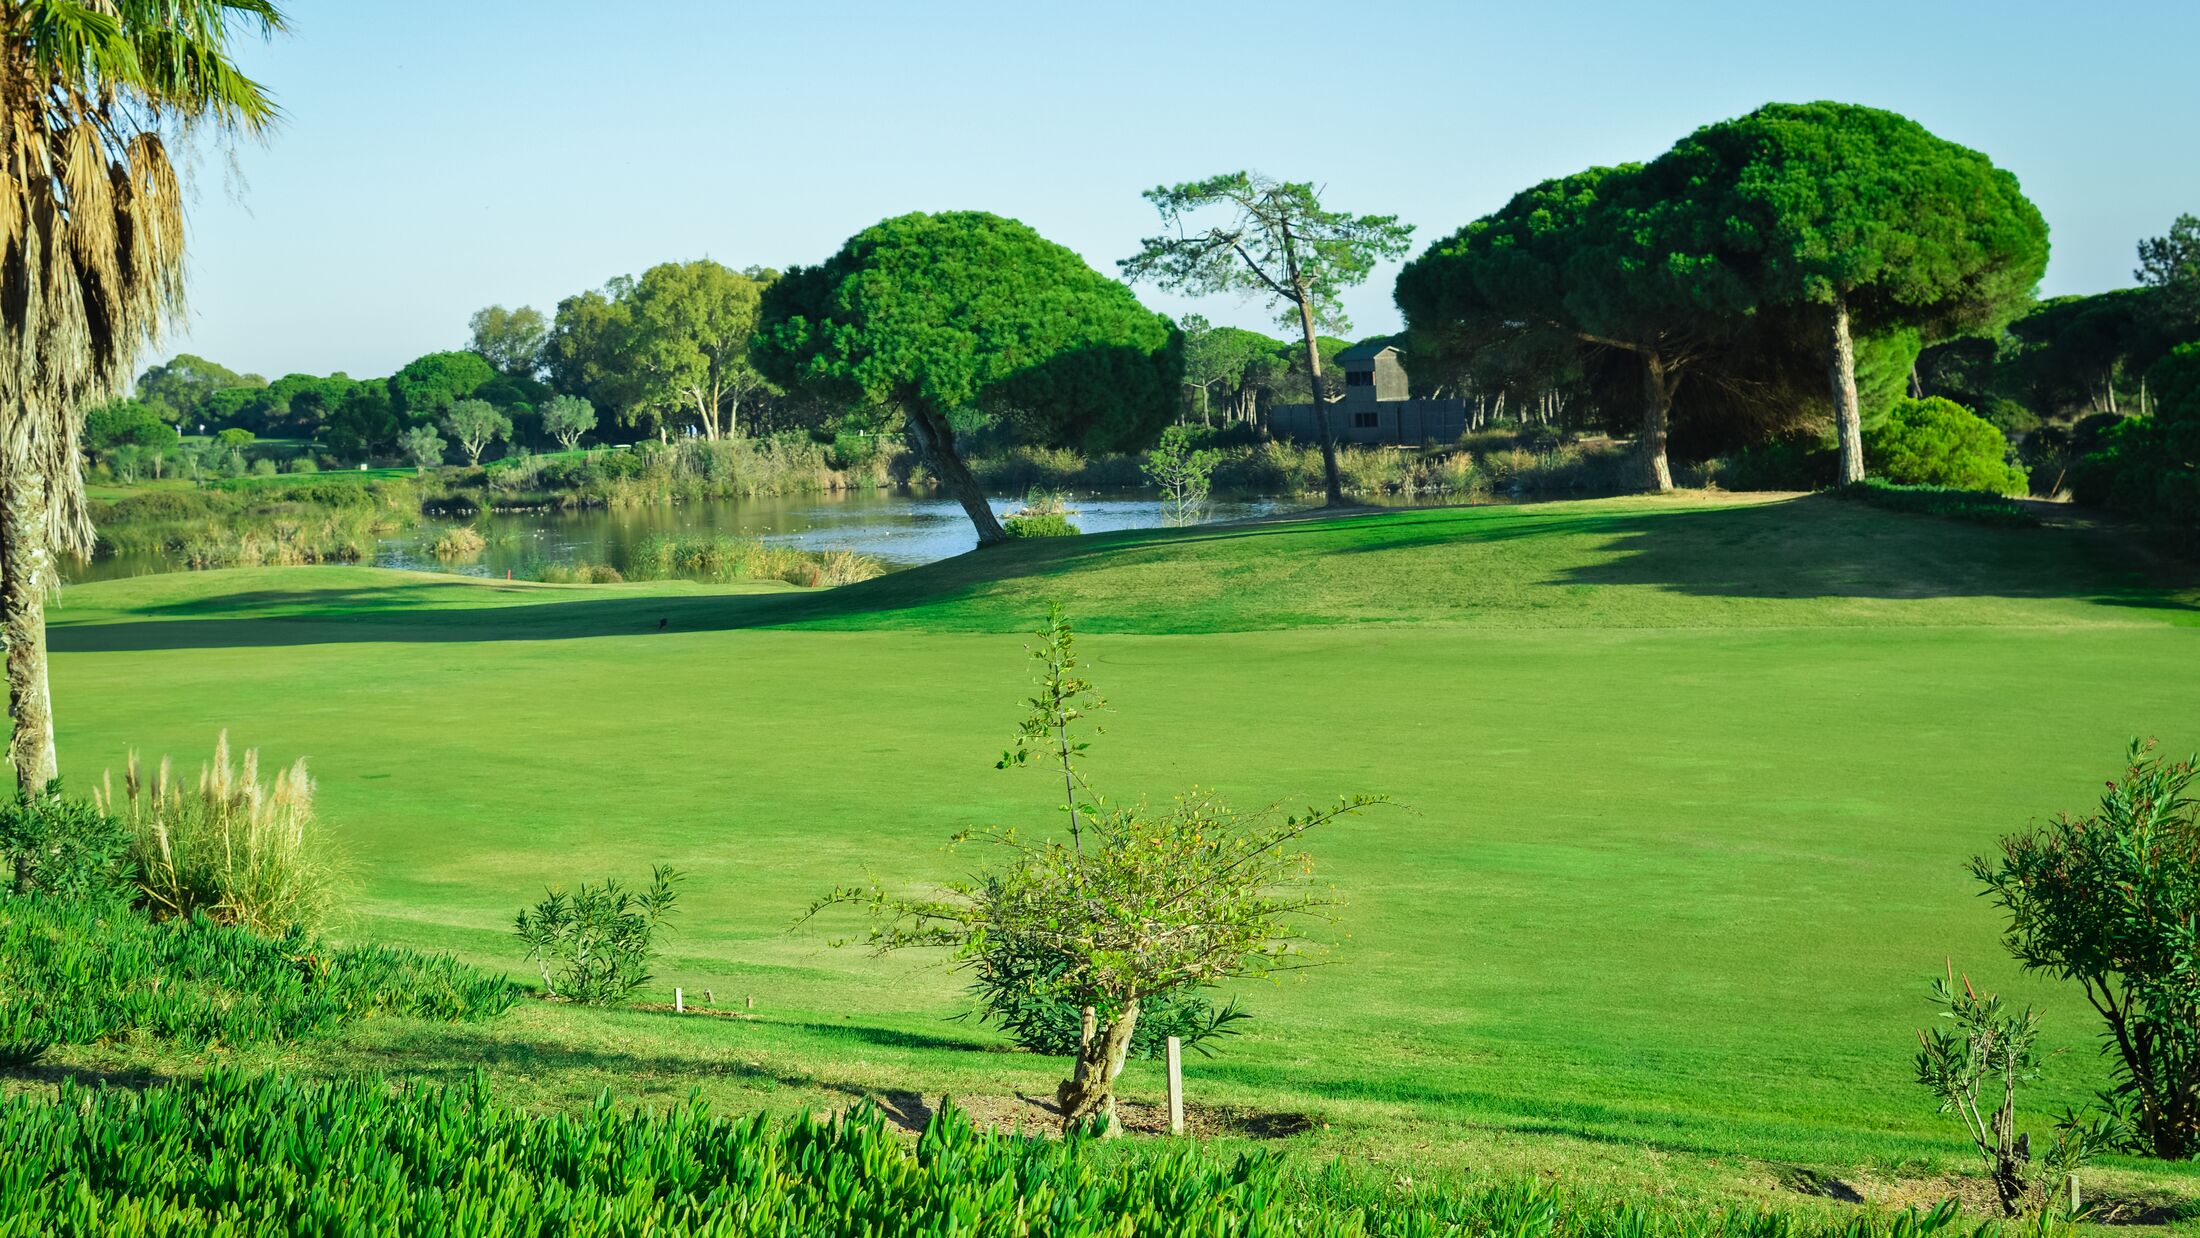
625,534,886,587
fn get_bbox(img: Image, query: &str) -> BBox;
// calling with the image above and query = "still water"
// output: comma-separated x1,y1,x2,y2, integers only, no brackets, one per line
73,489,1322,583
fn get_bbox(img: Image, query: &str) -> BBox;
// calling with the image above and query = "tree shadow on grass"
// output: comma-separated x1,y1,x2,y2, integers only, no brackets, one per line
48,497,2199,655
1538,495,2200,610
47,513,1367,653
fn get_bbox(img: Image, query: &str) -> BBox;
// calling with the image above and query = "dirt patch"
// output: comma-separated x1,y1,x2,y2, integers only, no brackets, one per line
627,1001,759,1021
1771,1165,2194,1227
856,1088,1323,1141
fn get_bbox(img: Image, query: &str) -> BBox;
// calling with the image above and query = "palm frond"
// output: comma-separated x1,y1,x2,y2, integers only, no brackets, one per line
2,0,286,559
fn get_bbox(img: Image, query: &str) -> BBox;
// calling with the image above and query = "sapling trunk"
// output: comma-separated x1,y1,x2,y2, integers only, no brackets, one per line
1057,999,1140,1135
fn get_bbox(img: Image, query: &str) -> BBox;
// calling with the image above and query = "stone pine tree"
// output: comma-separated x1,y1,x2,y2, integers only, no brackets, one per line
1396,165,1753,491
1,0,284,791
1121,173,1413,505
1659,102,2048,484
754,212,1181,546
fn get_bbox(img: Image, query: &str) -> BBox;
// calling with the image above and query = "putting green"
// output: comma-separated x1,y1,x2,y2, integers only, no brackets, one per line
46,493,2200,1186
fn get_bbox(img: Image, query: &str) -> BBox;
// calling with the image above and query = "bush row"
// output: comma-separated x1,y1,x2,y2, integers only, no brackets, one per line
1833,481,2039,527
969,437,1642,500
484,435,906,508
0,1068,2033,1238
539,534,885,588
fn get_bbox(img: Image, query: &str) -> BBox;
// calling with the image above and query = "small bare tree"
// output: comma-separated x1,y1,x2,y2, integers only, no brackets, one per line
814,608,1382,1134
1144,425,1219,527
1914,967,2101,1216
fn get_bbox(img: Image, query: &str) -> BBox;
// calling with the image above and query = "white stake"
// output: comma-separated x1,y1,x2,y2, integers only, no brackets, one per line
1166,1035,1185,1136
675,986,683,1014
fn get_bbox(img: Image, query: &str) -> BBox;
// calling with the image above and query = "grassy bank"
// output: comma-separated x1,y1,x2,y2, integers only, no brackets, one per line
35,493,2200,1222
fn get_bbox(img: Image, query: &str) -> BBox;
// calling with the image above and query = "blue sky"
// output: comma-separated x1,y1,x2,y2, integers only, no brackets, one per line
172,0,2200,380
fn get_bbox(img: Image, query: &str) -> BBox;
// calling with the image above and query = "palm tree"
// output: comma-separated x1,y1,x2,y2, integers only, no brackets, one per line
2,1,283,792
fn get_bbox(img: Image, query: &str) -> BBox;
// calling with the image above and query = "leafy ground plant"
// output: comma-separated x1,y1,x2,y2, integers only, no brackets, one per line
817,607,1381,1133
0,893,515,1065
0,1068,2047,1238
515,865,682,1005
0,783,133,905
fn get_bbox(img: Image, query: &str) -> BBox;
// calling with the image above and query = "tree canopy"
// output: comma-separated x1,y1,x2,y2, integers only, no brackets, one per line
622,261,775,440
135,354,264,423
1396,163,1752,489
467,305,548,377
2136,214,2200,330
1399,102,2048,486
1652,102,2048,481
389,351,496,421
756,211,1180,545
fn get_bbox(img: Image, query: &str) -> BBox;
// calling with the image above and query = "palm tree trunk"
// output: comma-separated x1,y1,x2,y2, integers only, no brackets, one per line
2,469,58,797
1828,294,1866,485
904,403,1007,547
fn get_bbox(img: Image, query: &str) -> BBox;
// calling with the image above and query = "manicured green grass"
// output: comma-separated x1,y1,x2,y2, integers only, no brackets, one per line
37,493,2200,1216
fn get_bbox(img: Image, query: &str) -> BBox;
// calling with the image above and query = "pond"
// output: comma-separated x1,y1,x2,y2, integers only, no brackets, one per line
70,489,1337,584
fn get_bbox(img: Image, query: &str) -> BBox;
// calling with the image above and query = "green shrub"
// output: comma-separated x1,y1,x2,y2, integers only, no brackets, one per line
2071,343,2200,545
1835,480,2038,527
1003,511,1080,538
514,865,681,1005
0,784,133,906
1711,437,1838,491
1864,397,2028,494
0,895,516,1064
0,1068,2028,1236
429,524,487,559
286,456,319,474
1971,740,2200,1160
539,561,626,584
1002,489,1081,538
99,735,339,937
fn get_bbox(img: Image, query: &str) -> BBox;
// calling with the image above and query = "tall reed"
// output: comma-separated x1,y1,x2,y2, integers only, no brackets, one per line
98,732,337,936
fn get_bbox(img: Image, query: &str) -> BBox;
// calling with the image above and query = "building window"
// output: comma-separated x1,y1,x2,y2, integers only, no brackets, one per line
1345,370,1371,387
1352,411,1379,429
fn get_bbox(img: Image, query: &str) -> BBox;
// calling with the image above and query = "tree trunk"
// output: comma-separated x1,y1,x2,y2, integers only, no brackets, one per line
1640,354,1675,492
1056,999,1140,1135
1828,294,1866,485
1294,299,1344,505
905,403,1007,547
3,470,58,800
